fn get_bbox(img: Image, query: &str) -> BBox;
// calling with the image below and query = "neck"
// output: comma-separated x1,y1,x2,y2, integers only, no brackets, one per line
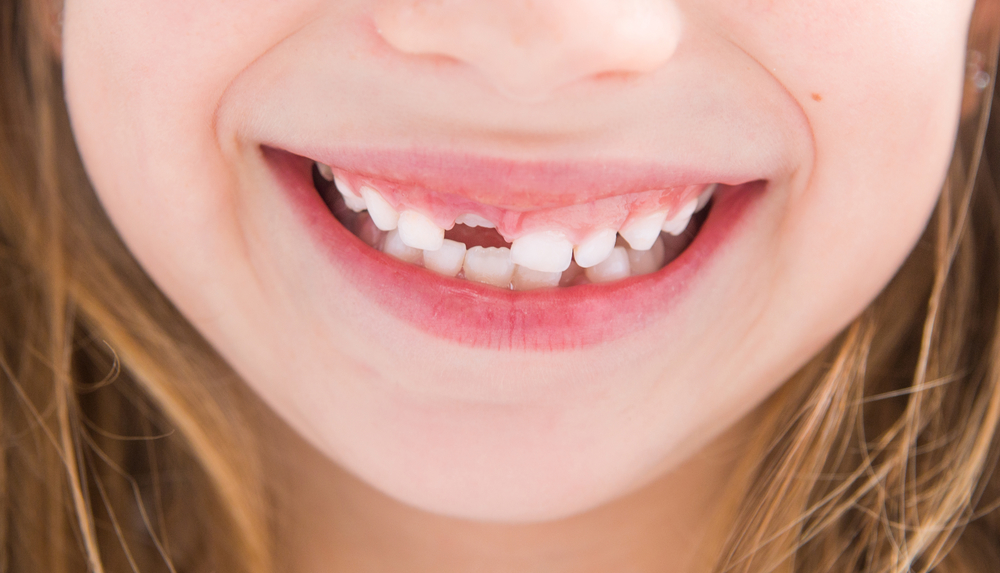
263,412,752,573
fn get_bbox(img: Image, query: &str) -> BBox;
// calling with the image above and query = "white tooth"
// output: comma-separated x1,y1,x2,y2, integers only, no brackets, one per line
584,247,631,284
455,213,495,228
620,211,668,251
573,228,618,268
317,162,334,181
627,236,666,276
360,186,399,231
511,266,562,291
510,230,573,273
398,210,445,251
695,184,717,212
463,246,515,288
334,175,367,213
382,229,423,264
423,239,467,277
661,199,697,236
343,196,367,213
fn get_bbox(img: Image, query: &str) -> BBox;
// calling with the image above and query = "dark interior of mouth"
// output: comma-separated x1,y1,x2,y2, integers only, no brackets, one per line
311,163,711,289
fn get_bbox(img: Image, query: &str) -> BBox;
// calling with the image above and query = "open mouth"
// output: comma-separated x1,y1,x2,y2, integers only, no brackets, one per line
313,162,715,290
267,146,763,350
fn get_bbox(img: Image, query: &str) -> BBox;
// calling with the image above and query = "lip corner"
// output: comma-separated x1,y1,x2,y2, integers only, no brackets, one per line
264,145,766,351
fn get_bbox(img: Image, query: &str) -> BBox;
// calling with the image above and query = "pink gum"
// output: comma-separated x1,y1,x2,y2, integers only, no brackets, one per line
333,169,708,244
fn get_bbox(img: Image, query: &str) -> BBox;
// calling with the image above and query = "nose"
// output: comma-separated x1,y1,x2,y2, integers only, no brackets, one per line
373,0,684,101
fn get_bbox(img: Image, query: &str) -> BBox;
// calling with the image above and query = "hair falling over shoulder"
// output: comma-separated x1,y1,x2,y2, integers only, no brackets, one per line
1,0,1000,572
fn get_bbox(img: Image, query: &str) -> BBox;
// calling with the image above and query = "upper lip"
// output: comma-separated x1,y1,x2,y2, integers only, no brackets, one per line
226,23,811,212
280,146,761,210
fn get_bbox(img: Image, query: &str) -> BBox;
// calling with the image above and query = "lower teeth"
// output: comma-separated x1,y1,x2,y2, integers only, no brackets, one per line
317,172,706,290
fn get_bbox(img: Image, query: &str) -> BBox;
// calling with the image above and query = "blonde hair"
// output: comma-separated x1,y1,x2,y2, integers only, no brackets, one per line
0,1,998,572
1,2,268,571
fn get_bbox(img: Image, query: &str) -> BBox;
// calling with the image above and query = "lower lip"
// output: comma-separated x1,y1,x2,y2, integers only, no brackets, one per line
267,148,763,351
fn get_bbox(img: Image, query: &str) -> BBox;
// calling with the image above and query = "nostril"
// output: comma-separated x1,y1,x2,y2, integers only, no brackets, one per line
373,0,683,101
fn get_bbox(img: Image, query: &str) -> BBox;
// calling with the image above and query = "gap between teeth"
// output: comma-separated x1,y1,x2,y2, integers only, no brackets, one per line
318,163,713,288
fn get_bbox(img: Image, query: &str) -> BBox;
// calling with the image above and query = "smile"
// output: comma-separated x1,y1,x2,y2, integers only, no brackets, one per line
266,146,765,350
316,159,716,289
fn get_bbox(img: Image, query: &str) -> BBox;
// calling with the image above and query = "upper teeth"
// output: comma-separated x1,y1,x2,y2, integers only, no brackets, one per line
619,210,669,251
398,210,445,251
510,230,574,273
455,213,495,228
360,185,399,231
317,162,715,276
573,228,618,268
334,175,367,213
695,184,716,213
318,163,335,181
661,199,698,236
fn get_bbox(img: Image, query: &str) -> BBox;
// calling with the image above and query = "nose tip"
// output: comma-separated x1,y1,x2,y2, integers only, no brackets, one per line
374,0,683,101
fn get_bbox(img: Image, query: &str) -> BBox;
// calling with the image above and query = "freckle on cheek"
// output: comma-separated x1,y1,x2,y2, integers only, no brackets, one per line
811,93,823,102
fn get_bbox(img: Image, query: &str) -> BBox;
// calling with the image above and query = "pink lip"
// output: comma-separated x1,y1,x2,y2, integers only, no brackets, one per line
266,147,763,350
283,146,752,210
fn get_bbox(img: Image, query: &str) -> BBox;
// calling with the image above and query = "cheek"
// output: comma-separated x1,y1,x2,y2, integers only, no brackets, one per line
62,0,316,315
719,0,971,145
728,0,971,355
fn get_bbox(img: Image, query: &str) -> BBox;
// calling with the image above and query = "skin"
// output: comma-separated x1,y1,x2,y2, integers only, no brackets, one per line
60,0,978,570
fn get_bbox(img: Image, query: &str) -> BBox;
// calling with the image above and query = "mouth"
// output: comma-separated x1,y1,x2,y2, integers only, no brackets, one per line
266,146,764,350
316,156,716,287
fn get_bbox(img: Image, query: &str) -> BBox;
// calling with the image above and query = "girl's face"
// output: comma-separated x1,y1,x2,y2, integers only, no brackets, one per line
64,0,973,520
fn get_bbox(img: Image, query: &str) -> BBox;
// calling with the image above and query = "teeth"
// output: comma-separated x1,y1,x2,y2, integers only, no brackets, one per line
355,213,386,249
573,228,618,268
397,210,445,251
627,236,666,276
511,266,562,291
334,175,367,213
695,184,717,213
455,213,495,228
510,231,574,273
661,199,697,236
620,211,669,251
584,247,631,283
317,162,334,181
463,246,515,288
423,239,467,277
360,186,399,231
382,229,423,264
328,177,707,285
